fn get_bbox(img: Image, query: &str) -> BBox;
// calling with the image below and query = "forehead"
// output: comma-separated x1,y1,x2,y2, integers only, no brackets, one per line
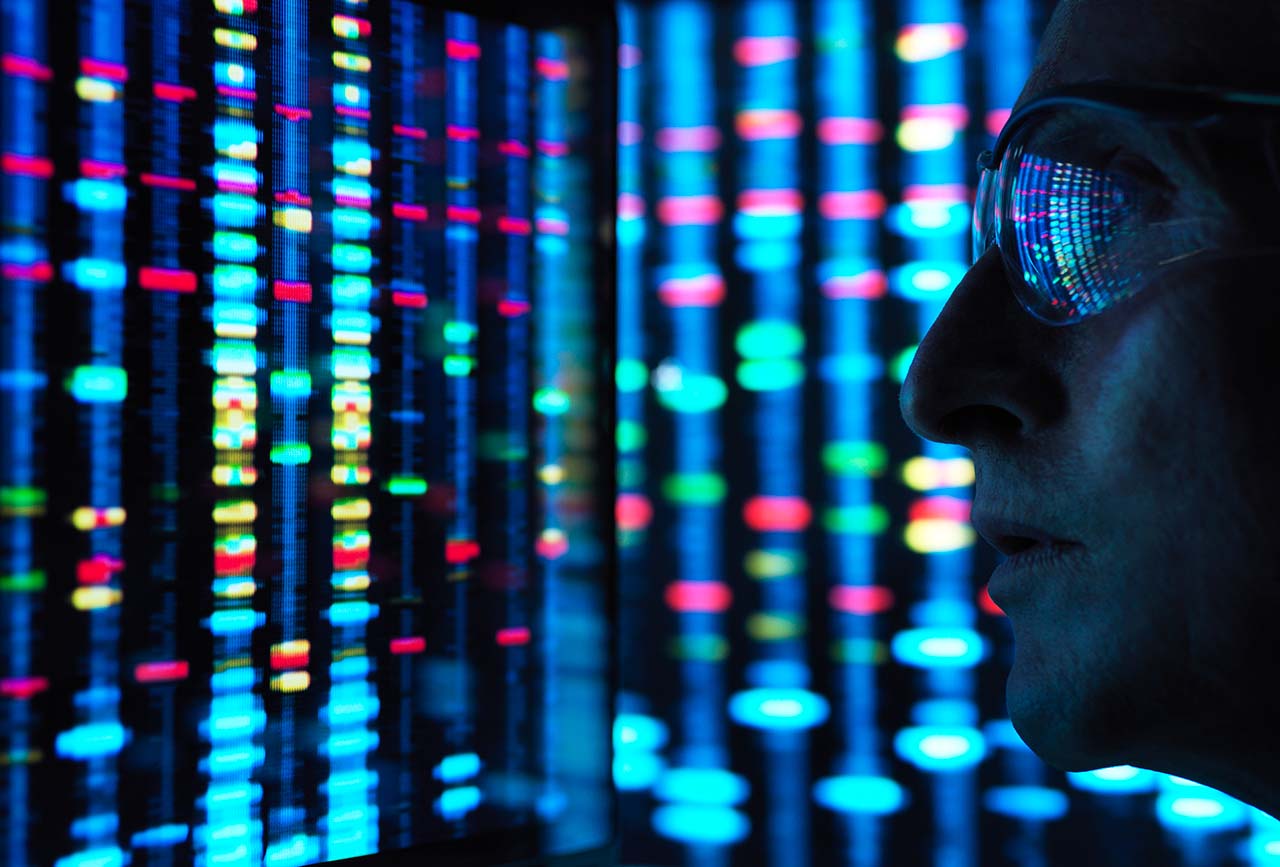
1014,0,1280,113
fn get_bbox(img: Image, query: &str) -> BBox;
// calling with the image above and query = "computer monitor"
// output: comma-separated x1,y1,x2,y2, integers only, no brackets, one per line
0,1,617,864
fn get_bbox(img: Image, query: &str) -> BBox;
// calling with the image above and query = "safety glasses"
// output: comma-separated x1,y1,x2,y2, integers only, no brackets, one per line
973,81,1280,325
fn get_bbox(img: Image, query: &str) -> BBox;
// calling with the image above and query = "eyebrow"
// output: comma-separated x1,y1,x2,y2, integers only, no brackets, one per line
1027,107,1156,153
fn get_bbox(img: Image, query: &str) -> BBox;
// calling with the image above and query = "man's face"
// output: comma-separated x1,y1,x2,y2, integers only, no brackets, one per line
899,0,1280,813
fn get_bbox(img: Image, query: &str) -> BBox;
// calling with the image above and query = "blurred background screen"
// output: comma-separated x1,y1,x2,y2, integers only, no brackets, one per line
612,1,1280,866
0,1,615,865
9,0,1280,865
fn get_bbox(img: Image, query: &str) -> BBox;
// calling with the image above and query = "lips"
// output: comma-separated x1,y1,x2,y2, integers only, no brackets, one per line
970,513,1075,557
985,539,1083,608
972,510,1084,608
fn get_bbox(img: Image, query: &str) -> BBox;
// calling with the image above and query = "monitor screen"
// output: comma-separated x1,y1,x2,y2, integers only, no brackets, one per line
0,1,616,865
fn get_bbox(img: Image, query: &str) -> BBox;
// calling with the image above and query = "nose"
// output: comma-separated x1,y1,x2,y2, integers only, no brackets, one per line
898,248,1068,448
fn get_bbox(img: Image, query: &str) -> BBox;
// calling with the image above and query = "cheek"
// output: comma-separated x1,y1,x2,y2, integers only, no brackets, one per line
1007,286,1280,757
1181,284,1280,543
1064,304,1216,604
1073,311,1199,484
1070,291,1280,665
1002,550,1195,770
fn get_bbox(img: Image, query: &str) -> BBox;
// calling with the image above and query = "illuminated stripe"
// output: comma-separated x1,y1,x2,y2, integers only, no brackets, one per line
79,57,128,81
1,53,53,80
139,267,197,293
134,661,190,683
153,82,197,101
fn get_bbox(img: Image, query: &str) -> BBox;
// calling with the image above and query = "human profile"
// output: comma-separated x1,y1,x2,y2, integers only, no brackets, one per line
899,0,1280,819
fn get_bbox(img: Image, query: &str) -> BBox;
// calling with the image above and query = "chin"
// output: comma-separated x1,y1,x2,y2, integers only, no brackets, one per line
1005,658,1136,774
1007,708,1121,773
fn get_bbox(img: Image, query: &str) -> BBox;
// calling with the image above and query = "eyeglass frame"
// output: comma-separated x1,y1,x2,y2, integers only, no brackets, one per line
971,80,1280,324
977,79,1280,178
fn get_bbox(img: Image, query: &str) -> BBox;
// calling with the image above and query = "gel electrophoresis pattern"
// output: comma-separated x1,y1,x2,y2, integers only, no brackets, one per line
0,2,612,866
614,1,1280,866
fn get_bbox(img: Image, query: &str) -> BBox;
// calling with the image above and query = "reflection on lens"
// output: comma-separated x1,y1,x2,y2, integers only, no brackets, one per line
972,168,997,265
1005,140,1142,324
